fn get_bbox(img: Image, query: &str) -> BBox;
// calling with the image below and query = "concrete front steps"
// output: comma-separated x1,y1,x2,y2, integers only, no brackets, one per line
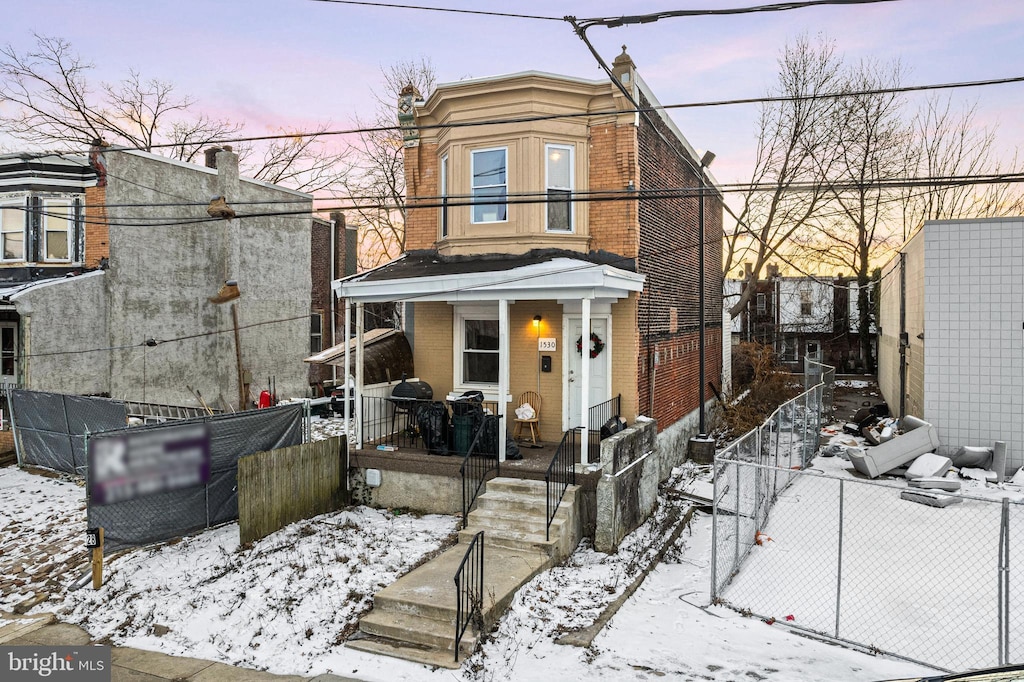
347,478,581,668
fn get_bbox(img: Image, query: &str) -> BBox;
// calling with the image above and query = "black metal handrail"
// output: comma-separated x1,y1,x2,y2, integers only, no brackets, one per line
544,428,578,541
454,530,484,663
588,393,622,450
459,414,501,528
360,395,448,450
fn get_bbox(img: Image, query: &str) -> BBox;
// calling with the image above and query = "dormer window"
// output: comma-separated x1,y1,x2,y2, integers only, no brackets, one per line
471,147,507,223
545,144,573,232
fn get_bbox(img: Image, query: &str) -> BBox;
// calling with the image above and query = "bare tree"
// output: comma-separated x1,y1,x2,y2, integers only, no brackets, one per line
898,95,1024,239
339,58,436,268
0,35,351,195
726,35,842,318
798,57,910,372
0,35,241,157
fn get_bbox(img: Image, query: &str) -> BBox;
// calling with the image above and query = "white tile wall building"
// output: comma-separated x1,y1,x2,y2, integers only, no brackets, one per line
881,218,1024,472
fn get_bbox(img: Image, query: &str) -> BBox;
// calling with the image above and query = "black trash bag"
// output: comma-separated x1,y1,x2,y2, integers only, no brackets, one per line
416,401,451,455
477,414,522,460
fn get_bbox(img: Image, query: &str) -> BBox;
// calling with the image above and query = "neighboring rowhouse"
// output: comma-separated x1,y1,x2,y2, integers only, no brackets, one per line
877,218,1023,473
2,146,325,408
725,265,875,373
338,51,724,462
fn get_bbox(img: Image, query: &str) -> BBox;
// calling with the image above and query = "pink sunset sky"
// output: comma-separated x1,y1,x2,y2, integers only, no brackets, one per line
5,0,1024,190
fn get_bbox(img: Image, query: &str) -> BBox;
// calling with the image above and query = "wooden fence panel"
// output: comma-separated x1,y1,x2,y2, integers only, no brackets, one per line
238,435,347,545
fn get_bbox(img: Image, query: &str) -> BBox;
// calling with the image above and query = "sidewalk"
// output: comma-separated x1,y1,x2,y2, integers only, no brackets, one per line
0,612,359,682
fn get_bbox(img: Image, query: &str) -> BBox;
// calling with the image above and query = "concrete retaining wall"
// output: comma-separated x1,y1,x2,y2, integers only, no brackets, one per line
349,466,463,515
595,419,660,552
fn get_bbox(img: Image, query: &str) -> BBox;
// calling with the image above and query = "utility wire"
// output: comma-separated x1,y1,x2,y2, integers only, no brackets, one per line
304,0,563,21
11,74,1013,155
573,0,904,29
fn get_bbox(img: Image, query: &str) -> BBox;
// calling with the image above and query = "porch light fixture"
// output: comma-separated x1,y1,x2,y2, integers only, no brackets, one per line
533,314,542,327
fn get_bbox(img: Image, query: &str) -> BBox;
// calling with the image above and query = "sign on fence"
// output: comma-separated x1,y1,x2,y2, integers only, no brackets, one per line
88,423,211,505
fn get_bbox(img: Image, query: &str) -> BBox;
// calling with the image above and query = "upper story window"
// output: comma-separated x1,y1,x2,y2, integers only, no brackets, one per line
471,147,507,224
0,201,25,261
756,292,766,313
545,144,573,232
799,288,813,316
440,153,449,239
42,199,72,262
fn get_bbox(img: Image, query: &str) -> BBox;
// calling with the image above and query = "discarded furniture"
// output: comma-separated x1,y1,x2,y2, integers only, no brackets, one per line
905,452,952,480
900,489,962,508
848,415,940,479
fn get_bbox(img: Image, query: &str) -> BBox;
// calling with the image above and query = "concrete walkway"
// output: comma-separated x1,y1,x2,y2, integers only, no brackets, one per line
0,611,359,682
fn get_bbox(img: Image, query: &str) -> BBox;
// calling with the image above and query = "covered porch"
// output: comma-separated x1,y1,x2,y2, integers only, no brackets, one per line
334,250,645,467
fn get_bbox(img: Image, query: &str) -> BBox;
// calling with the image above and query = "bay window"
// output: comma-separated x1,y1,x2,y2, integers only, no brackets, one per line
43,199,72,261
471,147,507,223
545,144,573,232
1,202,24,261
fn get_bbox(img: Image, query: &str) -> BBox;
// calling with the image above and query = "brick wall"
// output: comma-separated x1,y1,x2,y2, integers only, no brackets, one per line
404,142,439,251
309,216,334,387
588,122,639,259
83,185,109,268
635,95,724,429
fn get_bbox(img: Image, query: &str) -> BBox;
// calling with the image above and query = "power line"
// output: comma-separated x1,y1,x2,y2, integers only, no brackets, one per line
304,0,563,21
16,169,1024,229
574,0,904,29
18,73,1012,154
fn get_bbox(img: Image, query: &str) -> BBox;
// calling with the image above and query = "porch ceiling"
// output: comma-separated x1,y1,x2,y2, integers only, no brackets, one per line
335,250,645,304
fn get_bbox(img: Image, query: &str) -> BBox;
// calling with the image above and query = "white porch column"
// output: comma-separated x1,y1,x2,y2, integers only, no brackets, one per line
343,297,352,449
580,297,591,466
498,298,509,462
355,302,364,449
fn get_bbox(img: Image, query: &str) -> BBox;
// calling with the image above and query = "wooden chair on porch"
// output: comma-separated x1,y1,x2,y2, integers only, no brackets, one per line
513,391,542,445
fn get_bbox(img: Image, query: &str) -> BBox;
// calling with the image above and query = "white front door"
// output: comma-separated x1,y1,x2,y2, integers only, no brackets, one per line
566,317,610,429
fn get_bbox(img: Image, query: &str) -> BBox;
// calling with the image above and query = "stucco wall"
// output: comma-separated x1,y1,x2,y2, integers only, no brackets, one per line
102,150,311,406
878,232,925,419
12,272,108,395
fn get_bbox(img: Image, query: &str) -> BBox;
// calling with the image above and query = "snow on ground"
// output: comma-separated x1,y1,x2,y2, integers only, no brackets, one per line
0,458,935,681
0,467,88,611
834,379,873,389
53,507,459,675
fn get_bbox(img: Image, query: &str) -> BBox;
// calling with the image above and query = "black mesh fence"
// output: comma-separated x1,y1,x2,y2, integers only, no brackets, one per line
86,404,305,553
8,389,128,474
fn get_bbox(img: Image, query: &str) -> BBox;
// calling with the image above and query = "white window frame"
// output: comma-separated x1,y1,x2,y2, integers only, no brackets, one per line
310,311,323,355
799,287,813,316
0,198,26,263
453,304,499,392
545,143,574,233
756,292,766,313
470,147,507,224
440,153,449,238
42,198,73,263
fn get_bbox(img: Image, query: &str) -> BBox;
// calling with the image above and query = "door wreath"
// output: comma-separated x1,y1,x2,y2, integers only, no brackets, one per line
576,332,605,359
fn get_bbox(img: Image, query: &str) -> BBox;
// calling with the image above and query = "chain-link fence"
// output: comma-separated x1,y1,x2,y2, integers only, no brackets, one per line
804,357,835,419
86,404,306,553
713,461,1022,671
712,358,1024,671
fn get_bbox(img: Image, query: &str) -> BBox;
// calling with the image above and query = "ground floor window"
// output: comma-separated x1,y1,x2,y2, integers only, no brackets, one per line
455,305,499,388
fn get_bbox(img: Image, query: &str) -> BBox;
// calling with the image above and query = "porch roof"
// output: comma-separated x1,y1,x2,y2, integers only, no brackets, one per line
334,249,645,304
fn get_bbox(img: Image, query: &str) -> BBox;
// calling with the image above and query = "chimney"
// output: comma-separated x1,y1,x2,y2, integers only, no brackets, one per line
204,147,223,169
743,262,752,279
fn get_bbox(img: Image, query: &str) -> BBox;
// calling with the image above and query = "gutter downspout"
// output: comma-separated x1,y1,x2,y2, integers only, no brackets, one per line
330,219,337,384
